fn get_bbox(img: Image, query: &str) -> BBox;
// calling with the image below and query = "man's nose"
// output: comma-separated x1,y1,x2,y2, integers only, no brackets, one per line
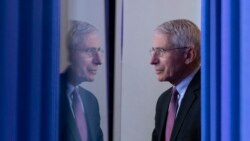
150,53,159,65
93,52,103,65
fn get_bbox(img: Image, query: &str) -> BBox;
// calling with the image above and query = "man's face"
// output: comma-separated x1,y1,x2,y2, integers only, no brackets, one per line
150,32,187,84
71,32,103,82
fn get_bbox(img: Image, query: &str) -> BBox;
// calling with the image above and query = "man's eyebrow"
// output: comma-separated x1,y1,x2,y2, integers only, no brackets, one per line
152,47,168,49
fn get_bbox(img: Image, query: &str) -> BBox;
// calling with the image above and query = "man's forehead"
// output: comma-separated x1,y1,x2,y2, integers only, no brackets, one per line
82,32,100,40
153,32,170,41
79,33,101,47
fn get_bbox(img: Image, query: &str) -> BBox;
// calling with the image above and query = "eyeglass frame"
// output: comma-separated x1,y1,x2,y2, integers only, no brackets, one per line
74,47,104,57
149,47,190,57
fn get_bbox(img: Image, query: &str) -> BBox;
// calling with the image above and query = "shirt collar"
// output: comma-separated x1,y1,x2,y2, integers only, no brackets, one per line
175,67,200,96
67,83,80,98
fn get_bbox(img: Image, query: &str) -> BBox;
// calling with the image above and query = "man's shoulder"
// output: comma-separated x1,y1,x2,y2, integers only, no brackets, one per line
78,86,100,110
157,87,172,102
78,86,93,94
78,86,98,100
186,69,201,93
161,87,172,96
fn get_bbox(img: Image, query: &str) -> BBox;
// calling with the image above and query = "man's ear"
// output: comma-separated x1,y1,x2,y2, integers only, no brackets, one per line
184,46,196,64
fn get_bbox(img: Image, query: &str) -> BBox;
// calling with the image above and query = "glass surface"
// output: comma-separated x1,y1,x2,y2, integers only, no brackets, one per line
60,0,108,140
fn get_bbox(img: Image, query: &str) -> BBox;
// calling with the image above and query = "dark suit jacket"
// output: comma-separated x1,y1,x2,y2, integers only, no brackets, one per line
152,70,200,141
59,69,103,141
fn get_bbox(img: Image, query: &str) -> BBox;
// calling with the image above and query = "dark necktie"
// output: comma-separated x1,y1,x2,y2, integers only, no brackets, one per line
165,87,179,141
72,89,88,141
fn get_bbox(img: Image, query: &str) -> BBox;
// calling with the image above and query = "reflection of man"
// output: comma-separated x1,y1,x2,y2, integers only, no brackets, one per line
151,19,201,141
59,20,103,141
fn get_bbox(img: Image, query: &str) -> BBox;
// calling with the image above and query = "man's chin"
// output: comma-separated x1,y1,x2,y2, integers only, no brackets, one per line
158,79,165,82
157,76,167,82
76,76,94,83
157,77,164,82
85,76,95,82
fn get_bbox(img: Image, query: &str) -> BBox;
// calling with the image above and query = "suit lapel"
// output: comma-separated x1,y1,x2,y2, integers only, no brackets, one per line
62,90,82,140
171,70,200,141
67,112,82,141
78,87,93,141
64,89,81,141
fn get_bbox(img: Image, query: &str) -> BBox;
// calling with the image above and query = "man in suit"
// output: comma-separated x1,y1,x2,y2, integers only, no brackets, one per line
150,19,201,141
59,20,103,141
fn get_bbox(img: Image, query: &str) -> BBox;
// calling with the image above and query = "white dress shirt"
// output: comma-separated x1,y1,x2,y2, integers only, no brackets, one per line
175,67,200,115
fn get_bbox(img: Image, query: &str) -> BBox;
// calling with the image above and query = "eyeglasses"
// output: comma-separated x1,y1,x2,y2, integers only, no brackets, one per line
149,47,189,57
76,47,104,57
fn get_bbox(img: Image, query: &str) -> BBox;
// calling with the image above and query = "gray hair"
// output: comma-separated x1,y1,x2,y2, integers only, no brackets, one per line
155,19,200,62
67,20,98,50
156,19,200,48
